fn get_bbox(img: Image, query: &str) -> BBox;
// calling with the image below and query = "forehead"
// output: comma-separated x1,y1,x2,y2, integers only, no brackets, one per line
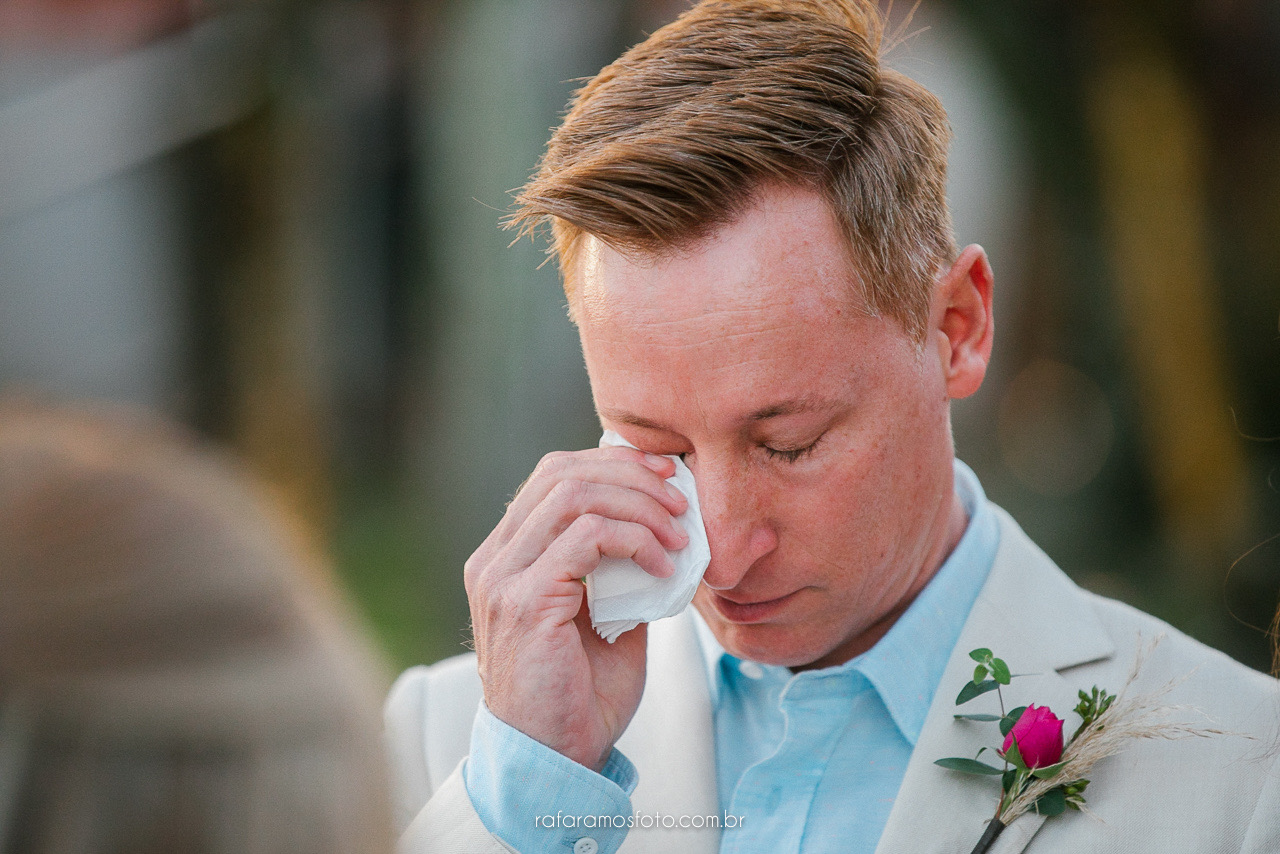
572,185,913,428
574,184,861,331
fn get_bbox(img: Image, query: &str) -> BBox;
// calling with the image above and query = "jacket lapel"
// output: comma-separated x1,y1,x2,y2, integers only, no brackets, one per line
875,505,1114,854
618,610,721,854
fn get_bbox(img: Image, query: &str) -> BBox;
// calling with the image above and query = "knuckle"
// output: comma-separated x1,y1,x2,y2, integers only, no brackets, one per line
548,477,589,507
491,588,526,624
475,579,515,624
567,512,606,541
535,450,572,478
463,554,482,593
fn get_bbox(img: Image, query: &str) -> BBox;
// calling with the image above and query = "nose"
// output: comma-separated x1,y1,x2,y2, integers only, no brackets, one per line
690,458,778,591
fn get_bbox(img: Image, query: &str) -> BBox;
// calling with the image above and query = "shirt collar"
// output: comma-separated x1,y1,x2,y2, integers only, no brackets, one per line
691,458,1000,744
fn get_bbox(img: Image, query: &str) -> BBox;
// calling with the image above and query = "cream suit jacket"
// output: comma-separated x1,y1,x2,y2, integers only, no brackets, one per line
386,504,1280,853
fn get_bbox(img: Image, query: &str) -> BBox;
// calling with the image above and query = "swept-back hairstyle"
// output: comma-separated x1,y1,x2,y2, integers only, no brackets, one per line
510,0,957,342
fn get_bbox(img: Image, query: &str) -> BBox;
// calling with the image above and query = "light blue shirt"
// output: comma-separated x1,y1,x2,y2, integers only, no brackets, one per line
464,459,999,854
696,458,998,852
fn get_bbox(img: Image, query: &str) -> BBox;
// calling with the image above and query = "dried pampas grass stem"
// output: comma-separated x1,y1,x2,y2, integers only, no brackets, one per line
1000,636,1233,824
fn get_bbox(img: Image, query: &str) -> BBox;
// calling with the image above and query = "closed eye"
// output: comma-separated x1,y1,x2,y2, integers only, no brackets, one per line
763,438,821,463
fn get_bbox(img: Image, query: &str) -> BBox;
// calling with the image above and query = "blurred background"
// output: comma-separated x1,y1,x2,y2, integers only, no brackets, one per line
0,0,1276,672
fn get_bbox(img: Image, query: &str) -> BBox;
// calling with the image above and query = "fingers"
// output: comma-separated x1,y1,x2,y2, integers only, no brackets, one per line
504,479,687,576
506,447,684,525
475,447,686,567
466,446,690,595
540,513,676,582
555,478,689,546
471,515,673,643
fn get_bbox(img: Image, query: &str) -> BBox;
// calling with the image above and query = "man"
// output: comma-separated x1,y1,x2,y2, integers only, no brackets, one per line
385,2,1280,852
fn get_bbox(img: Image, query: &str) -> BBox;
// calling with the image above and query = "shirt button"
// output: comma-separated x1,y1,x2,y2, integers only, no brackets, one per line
739,661,765,679
573,838,599,854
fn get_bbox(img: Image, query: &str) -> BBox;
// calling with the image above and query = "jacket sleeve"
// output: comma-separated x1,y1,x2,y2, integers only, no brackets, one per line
384,661,636,854
1240,751,1280,853
399,763,518,854
384,664,515,853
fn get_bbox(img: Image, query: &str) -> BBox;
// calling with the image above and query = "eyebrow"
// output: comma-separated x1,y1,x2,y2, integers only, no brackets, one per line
598,410,669,431
747,396,840,421
599,396,840,431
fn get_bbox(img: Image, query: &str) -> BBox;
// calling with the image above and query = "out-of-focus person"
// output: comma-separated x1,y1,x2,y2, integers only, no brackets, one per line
0,397,395,854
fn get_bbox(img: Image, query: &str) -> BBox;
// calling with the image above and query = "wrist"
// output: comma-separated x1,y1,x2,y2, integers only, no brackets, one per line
466,701,637,854
485,698,613,772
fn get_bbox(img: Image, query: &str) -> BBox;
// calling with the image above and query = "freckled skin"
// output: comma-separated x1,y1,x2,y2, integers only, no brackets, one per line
577,184,992,670
466,182,993,770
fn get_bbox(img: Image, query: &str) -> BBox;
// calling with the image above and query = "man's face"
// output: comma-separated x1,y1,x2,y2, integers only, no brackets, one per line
576,184,965,669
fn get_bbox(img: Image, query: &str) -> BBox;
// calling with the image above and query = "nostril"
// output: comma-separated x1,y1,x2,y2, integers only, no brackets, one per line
700,571,737,592
699,550,750,591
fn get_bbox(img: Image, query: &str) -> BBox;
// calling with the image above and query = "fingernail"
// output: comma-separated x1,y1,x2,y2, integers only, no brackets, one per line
644,453,668,468
665,482,686,504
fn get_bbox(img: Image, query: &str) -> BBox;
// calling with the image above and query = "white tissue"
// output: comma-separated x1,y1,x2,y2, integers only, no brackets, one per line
585,431,711,642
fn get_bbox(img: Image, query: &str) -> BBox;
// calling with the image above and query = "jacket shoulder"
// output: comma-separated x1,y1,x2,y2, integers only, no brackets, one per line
1081,589,1279,719
384,652,482,833
968,507,1280,849
989,503,1277,716
1037,593,1280,849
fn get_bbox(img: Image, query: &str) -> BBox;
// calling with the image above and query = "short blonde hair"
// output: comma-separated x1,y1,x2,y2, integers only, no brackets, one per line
510,0,957,342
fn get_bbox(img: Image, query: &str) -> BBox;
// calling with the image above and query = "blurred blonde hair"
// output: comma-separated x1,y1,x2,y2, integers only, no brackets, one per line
509,0,957,342
0,398,395,854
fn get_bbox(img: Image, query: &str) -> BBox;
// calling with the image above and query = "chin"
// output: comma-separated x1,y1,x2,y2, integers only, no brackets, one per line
698,608,835,669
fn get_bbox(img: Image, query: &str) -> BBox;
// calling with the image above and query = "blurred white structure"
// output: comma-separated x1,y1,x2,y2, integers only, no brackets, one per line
0,11,269,407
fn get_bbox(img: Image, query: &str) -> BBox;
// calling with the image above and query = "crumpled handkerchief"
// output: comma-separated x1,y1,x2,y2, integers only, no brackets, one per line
585,431,711,642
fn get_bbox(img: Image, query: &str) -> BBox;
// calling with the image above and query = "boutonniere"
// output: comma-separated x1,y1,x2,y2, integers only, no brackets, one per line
935,642,1226,854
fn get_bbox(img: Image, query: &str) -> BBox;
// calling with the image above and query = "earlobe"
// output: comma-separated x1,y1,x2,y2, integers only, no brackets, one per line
937,245,995,400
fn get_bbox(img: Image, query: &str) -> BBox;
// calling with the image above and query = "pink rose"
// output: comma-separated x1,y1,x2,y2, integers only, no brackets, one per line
1002,704,1064,768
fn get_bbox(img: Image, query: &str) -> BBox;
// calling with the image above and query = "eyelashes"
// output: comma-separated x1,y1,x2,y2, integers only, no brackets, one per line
680,435,826,466
763,438,822,463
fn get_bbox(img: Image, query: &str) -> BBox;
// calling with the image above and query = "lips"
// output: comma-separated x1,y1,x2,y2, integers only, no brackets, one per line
708,589,799,624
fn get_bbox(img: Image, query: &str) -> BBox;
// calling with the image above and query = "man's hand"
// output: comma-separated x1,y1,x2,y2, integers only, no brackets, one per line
465,446,690,772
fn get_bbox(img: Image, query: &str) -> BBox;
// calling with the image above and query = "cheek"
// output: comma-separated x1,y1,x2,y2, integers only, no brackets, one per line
822,424,910,509
774,452,895,572
786,411,940,568
856,380,948,495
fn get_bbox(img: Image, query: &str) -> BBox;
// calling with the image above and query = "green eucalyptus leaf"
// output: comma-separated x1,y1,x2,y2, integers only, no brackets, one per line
956,679,1000,705
969,648,993,662
1000,706,1028,737
991,658,1012,685
1031,761,1067,780
974,664,989,683
934,757,1004,776
953,713,1003,722
1034,786,1067,817
1001,768,1017,794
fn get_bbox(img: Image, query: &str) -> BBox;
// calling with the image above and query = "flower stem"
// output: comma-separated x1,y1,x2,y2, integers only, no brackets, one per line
969,819,1006,854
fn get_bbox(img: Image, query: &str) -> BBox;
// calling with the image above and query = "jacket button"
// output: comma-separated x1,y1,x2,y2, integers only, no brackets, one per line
573,838,599,854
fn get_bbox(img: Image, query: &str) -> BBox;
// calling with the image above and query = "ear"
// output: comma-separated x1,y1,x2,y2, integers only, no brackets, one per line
932,244,994,400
